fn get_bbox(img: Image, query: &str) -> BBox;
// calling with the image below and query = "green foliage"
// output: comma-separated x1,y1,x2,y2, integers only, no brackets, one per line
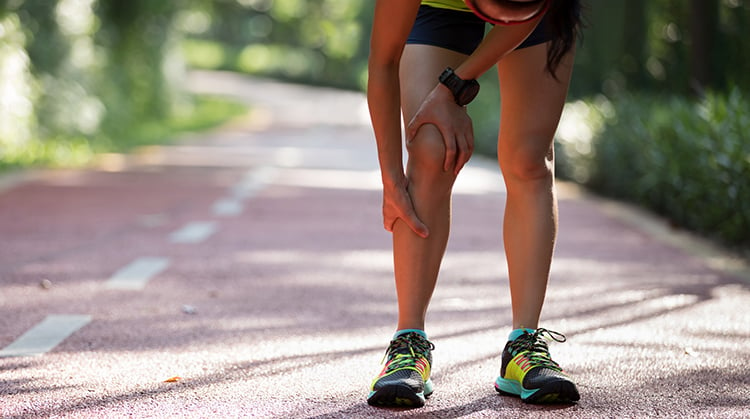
182,38,228,70
467,69,501,156
107,95,247,153
0,11,35,147
573,0,750,96
555,90,750,247
20,0,102,140
95,0,185,131
0,0,247,172
182,0,371,90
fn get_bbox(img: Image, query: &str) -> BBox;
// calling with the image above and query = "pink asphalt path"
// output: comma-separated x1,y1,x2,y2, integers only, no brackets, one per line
1,71,749,418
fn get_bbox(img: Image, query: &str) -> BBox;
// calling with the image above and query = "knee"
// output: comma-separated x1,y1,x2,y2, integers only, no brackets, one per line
406,125,449,177
500,145,554,184
405,125,457,198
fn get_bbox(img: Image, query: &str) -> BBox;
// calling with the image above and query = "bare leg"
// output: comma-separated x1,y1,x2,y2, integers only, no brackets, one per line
393,45,467,331
496,44,575,329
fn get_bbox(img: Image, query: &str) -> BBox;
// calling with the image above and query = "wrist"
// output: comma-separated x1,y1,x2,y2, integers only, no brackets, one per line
381,171,407,188
438,67,480,106
453,66,475,80
435,82,455,100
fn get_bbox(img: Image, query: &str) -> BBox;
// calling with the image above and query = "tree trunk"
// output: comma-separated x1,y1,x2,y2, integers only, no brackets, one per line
689,0,719,94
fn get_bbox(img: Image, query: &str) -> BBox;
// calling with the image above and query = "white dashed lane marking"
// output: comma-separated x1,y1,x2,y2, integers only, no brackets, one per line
211,166,278,217
212,198,244,217
0,315,92,357
105,257,171,290
4,167,276,358
169,221,217,244
231,166,278,200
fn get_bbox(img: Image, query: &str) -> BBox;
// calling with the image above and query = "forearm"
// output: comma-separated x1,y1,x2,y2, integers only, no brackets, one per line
367,62,406,187
454,18,542,80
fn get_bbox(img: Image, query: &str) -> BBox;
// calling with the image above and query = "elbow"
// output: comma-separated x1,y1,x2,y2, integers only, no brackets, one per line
368,56,400,77
367,57,400,95
368,42,403,75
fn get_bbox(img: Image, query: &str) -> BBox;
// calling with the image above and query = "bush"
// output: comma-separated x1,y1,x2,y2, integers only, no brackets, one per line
555,89,750,248
467,70,501,157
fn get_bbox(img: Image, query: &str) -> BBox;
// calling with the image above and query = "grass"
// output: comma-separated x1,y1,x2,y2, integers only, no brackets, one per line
0,94,247,172
104,95,248,152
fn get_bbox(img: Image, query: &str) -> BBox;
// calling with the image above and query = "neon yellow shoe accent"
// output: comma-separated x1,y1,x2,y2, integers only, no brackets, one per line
495,328,580,404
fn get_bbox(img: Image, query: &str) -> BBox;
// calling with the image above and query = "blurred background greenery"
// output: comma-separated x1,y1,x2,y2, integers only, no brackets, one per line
1,0,748,248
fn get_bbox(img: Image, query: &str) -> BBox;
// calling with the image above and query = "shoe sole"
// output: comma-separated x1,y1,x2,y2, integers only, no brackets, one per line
495,377,579,404
367,384,426,407
367,379,433,408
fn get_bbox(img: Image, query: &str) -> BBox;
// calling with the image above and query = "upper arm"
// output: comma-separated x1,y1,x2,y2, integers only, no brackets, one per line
369,0,421,67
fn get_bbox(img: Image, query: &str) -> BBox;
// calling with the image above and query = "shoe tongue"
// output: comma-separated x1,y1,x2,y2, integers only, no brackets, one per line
390,337,414,354
509,333,538,354
392,347,412,357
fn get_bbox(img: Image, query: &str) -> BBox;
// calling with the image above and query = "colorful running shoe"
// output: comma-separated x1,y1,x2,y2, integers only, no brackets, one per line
495,328,580,404
367,332,434,407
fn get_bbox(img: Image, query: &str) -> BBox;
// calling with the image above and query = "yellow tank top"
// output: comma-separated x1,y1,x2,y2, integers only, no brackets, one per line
421,0,471,12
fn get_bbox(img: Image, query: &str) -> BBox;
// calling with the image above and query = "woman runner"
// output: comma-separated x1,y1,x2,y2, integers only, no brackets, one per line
366,0,583,408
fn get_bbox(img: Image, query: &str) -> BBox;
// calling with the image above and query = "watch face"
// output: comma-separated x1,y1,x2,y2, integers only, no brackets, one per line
457,82,480,106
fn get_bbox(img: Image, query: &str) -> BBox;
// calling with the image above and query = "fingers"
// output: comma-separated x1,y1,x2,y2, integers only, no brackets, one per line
384,217,395,233
454,113,475,174
454,131,474,175
382,183,431,239
440,130,474,175
412,113,473,174
442,131,458,172
405,107,421,144
390,198,430,238
411,114,459,173
384,210,430,238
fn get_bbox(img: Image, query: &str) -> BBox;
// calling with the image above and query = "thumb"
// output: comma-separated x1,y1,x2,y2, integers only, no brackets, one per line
403,211,430,239
413,219,430,239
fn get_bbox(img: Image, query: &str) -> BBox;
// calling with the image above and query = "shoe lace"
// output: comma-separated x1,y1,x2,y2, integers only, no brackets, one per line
508,328,567,372
381,333,434,372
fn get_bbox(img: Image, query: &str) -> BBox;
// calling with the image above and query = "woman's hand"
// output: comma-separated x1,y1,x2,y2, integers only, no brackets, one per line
406,84,475,175
382,177,430,239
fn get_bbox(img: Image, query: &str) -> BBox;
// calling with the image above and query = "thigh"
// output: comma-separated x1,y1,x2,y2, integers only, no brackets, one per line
400,44,467,172
496,42,575,164
399,44,467,122
401,5,479,121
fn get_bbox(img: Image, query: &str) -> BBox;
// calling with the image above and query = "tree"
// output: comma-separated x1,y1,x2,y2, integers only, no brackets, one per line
688,0,719,95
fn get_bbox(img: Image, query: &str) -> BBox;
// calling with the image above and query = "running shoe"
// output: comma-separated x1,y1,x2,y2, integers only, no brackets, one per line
495,328,580,404
367,332,434,407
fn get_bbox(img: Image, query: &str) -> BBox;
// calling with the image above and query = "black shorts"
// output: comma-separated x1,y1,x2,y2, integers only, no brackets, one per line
406,5,556,55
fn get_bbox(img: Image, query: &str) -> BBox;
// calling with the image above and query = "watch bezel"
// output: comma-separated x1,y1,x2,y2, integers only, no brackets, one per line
439,67,480,106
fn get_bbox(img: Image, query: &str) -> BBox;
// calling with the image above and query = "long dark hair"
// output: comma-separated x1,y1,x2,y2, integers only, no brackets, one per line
544,0,584,79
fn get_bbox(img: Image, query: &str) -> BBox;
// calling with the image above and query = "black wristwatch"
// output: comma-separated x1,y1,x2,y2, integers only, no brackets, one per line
439,67,480,106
